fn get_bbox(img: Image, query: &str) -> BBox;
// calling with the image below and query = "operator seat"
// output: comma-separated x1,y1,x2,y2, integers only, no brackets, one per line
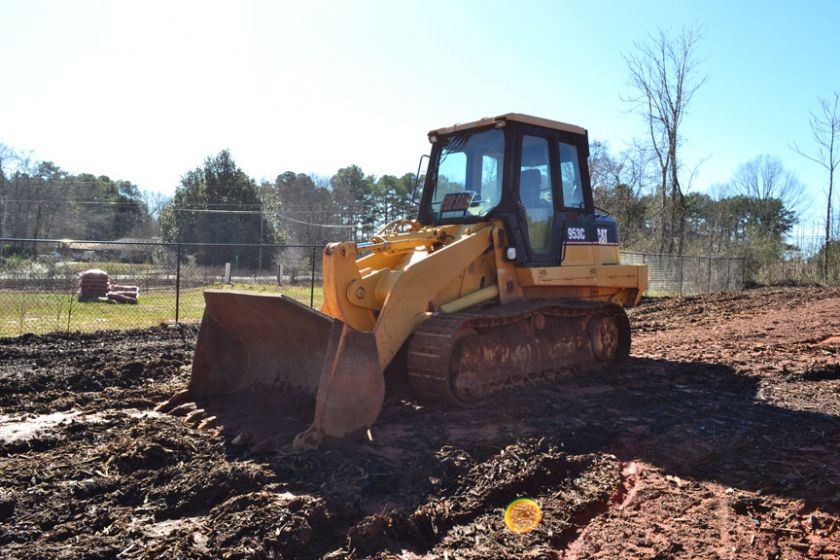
520,169,553,252
520,169,544,208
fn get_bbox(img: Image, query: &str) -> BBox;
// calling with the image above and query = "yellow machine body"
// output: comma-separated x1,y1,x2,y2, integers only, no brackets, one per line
161,114,648,450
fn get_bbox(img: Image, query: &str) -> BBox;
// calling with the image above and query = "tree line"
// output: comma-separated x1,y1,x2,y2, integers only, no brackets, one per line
590,141,801,277
0,143,419,267
619,26,838,281
1,25,837,281
0,136,830,278
0,146,155,252
157,150,418,266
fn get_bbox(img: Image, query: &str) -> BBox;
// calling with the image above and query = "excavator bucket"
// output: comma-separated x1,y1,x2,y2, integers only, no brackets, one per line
160,290,384,451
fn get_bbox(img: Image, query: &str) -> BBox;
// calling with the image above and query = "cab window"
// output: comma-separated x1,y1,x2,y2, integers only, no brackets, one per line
559,143,585,209
520,135,554,253
428,128,504,221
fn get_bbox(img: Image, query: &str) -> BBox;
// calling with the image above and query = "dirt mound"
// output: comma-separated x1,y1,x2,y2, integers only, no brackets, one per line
628,285,840,332
345,442,621,558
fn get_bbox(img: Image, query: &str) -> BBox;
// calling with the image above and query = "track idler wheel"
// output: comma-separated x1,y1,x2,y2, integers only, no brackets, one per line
587,312,631,365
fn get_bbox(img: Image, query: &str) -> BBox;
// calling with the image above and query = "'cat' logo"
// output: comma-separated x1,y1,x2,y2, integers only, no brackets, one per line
597,228,608,245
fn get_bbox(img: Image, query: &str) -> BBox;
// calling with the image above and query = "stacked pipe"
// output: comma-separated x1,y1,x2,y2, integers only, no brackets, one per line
107,284,140,304
78,270,140,304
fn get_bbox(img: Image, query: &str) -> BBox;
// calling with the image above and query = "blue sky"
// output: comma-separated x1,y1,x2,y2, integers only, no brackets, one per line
1,0,838,224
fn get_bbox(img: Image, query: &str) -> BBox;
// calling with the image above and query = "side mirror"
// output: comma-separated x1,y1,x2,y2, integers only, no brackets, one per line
411,154,430,206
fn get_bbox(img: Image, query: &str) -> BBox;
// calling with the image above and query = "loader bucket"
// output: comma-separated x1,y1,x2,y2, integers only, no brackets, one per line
169,290,384,451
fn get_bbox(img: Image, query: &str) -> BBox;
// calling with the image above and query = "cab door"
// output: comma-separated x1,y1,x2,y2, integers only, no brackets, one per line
516,130,557,261
514,125,596,266
556,138,598,265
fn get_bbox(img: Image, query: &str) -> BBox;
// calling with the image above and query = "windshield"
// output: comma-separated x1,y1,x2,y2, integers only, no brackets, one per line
427,128,504,222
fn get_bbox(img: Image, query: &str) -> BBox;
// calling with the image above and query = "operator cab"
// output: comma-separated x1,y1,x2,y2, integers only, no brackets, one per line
418,113,618,266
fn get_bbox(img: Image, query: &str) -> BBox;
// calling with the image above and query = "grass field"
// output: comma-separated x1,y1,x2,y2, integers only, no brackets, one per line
0,284,324,337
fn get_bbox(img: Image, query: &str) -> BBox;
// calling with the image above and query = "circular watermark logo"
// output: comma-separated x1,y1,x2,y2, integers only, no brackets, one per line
504,498,542,534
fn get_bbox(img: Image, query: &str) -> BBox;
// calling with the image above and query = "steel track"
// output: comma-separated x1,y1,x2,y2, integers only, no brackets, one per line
407,299,631,405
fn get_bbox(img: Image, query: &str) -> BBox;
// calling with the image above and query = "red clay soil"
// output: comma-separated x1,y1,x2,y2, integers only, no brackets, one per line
0,286,838,559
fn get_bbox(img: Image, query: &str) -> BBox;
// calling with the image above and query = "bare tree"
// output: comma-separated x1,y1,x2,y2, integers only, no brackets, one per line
793,92,840,279
0,144,15,239
141,190,170,222
589,140,655,249
729,154,805,213
624,26,707,254
587,140,618,193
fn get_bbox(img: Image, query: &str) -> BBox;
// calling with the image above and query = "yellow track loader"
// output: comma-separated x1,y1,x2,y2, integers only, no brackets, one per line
160,114,648,450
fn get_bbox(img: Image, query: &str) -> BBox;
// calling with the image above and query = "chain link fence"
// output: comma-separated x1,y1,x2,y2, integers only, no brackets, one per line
0,237,746,337
0,238,324,337
755,233,840,286
620,252,746,296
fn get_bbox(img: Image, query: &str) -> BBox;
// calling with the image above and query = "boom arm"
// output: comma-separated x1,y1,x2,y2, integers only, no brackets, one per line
321,223,495,370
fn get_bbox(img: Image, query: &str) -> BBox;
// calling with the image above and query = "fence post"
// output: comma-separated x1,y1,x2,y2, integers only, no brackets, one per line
679,255,684,297
175,243,182,324
258,216,264,270
309,246,317,308
726,258,731,291
707,257,712,294
741,257,746,289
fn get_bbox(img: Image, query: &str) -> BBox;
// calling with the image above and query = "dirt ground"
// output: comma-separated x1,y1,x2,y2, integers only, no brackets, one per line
0,286,838,559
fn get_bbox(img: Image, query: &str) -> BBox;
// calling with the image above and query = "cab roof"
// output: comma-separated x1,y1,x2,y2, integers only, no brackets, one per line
428,113,587,138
